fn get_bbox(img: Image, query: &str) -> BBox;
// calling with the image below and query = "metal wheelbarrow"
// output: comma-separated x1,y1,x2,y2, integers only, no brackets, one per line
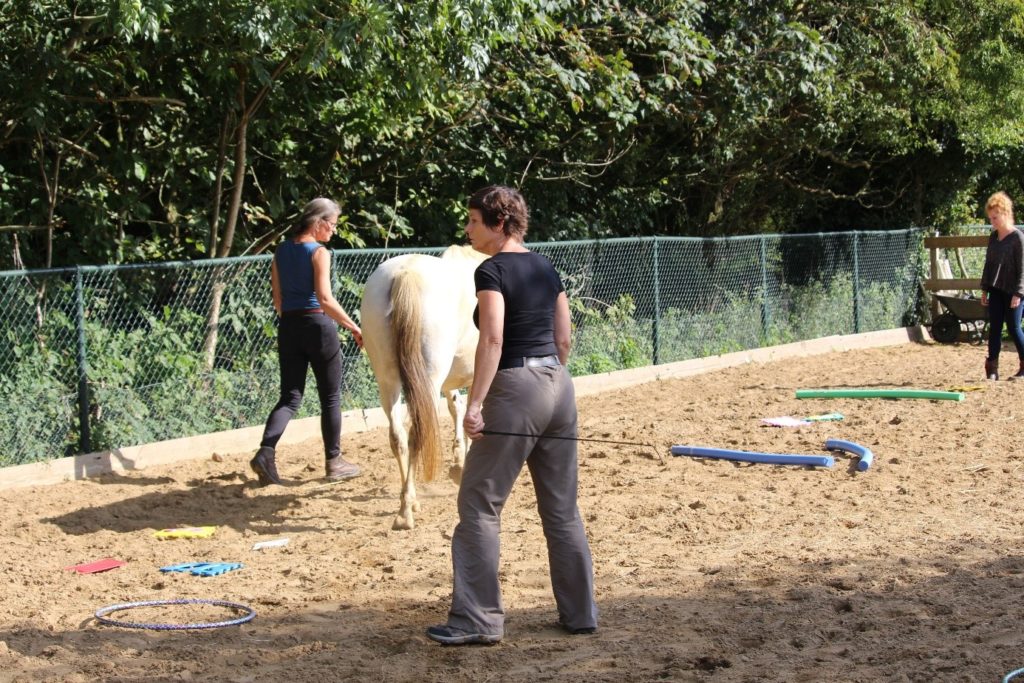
931,293,988,344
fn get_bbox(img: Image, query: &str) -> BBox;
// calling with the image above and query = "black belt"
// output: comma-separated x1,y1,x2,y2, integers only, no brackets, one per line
497,354,561,370
281,307,324,318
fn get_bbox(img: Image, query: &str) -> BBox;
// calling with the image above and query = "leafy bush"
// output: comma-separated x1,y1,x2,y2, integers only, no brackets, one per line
569,294,653,376
0,350,77,464
655,292,764,363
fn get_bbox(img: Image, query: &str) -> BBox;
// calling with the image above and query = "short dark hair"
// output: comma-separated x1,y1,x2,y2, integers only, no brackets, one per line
468,185,529,240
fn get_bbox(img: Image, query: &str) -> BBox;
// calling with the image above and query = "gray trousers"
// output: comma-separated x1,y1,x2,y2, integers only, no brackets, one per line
447,364,598,636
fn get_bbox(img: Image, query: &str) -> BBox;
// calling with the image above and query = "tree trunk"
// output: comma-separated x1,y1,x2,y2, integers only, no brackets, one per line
201,110,249,371
35,136,61,331
199,56,294,372
208,111,231,258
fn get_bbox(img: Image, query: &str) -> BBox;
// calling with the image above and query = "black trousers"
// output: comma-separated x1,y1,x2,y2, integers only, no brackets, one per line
260,313,342,460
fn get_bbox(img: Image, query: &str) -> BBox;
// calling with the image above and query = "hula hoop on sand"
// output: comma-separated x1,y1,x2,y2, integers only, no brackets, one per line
94,598,255,630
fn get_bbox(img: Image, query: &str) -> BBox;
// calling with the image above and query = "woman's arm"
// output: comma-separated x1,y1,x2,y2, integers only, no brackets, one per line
312,247,363,348
1015,234,1024,304
553,291,571,365
271,258,282,316
463,290,505,440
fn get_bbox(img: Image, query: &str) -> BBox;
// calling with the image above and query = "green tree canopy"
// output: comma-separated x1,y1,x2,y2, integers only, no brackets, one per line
3,0,1024,268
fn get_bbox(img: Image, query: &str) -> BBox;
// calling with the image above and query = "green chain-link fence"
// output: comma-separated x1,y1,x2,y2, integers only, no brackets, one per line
0,230,923,466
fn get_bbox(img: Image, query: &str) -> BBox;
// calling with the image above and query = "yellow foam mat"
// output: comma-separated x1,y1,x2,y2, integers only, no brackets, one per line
153,526,217,540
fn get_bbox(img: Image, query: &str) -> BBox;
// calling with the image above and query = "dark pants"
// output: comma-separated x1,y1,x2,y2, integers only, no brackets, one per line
447,365,598,636
986,289,1024,363
260,313,342,461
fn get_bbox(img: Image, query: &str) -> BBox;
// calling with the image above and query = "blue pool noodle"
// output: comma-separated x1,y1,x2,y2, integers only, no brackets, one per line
670,445,834,468
824,438,874,471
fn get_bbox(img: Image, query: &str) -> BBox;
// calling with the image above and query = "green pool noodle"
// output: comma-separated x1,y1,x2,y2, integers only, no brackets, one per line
795,388,964,402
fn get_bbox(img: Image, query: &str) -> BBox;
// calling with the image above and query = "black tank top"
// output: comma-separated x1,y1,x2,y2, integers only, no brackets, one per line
473,251,565,363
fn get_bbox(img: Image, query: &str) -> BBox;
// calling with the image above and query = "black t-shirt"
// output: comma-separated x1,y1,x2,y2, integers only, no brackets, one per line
473,251,565,362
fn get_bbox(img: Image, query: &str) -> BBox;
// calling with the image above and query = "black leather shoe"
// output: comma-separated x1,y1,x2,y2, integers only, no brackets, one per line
249,446,281,486
558,619,597,635
426,624,501,645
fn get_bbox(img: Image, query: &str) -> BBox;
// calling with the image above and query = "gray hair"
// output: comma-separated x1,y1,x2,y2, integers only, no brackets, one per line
290,197,340,237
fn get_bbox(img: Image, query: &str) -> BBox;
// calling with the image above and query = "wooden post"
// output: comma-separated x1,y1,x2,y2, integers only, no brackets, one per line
921,234,986,322
929,231,939,320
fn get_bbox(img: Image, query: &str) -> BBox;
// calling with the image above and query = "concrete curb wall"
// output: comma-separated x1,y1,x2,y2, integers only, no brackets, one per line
0,326,930,490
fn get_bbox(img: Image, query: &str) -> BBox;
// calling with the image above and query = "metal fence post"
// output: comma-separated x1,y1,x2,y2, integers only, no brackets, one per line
853,232,862,333
74,267,91,454
652,238,661,365
760,236,770,342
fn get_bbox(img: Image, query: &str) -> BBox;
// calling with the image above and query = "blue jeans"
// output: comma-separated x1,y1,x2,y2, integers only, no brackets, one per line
260,313,342,460
986,289,1024,363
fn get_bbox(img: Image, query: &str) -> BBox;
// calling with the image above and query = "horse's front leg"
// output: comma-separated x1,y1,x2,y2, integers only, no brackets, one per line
445,389,468,486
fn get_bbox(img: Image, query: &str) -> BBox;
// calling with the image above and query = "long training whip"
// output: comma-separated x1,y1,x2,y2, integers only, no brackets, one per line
480,429,663,462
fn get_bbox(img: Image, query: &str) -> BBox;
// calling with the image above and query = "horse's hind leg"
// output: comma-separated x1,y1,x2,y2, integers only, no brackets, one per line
381,391,418,530
445,389,468,485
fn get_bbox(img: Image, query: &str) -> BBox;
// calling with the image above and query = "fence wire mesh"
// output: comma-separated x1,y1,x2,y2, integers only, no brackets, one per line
0,231,922,466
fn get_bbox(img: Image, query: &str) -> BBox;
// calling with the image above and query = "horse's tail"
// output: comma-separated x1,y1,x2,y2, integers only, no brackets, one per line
391,267,443,482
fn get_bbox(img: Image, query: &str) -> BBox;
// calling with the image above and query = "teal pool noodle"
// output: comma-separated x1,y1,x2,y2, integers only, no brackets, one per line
824,438,874,472
670,445,834,468
795,388,964,401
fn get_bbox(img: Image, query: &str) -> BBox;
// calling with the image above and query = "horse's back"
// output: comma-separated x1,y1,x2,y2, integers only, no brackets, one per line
440,244,487,264
363,250,481,327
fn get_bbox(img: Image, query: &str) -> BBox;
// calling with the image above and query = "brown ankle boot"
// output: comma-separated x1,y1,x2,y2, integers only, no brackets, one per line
326,456,361,481
1009,360,1024,380
249,446,282,486
985,358,999,381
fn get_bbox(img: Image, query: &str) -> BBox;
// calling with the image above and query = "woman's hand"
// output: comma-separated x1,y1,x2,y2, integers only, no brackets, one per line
350,327,363,349
463,403,485,441
981,292,989,307
1013,295,1021,309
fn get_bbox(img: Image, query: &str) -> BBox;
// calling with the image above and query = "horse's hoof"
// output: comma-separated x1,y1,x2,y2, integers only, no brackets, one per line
412,500,421,512
448,465,463,486
392,516,414,531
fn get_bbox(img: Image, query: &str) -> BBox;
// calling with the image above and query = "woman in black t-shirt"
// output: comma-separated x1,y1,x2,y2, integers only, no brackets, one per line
426,186,598,645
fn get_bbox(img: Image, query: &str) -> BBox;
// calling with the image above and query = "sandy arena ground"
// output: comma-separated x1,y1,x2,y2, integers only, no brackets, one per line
1,340,1022,682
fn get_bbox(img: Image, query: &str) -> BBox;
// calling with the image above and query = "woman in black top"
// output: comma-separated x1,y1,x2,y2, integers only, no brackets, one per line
250,198,364,486
980,191,1024,380
426,186,598,645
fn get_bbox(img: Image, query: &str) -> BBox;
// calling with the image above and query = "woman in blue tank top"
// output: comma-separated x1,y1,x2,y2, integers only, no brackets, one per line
249,198,364,486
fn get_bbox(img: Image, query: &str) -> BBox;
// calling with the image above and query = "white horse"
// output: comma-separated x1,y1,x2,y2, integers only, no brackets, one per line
360,245,488,530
